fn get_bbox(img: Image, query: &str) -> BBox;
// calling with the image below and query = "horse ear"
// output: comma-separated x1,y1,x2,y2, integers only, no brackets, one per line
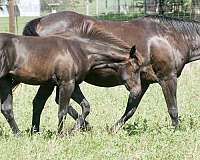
129,45,136,59
130,45,143,66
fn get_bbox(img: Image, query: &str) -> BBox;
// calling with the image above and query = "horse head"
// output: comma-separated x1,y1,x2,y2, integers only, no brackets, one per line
119,45,143,98
94,45,143,98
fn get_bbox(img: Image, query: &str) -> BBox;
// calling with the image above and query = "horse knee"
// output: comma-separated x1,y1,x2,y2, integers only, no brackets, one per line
1,105,13,121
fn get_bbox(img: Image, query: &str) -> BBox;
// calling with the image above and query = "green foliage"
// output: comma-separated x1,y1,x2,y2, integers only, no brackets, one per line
96,12,144,21
40,0,83,13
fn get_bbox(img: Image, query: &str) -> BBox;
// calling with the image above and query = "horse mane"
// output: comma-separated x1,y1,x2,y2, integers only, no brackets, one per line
144,15,200,39
78,20,131,51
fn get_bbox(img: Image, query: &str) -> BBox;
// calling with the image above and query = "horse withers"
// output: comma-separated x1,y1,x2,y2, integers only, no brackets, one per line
0,33,142,134
23,11,200,133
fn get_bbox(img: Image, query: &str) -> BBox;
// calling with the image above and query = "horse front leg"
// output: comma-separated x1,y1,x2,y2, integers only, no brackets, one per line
0,78,20,135
31,84,54,133
159,76,179,128
110,83,149,133
58,80,75,134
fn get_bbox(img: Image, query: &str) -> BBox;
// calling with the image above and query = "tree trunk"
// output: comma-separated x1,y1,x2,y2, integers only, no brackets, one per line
117,0,120,13
96,0,99,16
158,0,164,15
86,0,89,15
8,0,15,33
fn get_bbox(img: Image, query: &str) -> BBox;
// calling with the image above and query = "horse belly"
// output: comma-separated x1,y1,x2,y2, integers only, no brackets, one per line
10,67,53,85
85,68,122,87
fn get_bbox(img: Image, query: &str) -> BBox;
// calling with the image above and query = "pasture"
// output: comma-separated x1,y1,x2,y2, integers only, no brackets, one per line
0,17,200,160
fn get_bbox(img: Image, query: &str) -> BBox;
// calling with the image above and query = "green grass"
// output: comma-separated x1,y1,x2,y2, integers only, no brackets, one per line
0,17,36,34
0,62,199,160
0,16,200,160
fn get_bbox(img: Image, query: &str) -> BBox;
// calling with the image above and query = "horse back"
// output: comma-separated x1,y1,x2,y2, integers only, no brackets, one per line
9,36,79,84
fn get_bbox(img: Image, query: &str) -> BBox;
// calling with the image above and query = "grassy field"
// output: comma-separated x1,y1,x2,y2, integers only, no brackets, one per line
0,17,200,160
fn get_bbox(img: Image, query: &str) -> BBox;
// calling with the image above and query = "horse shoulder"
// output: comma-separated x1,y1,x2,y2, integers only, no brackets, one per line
147,36,177,79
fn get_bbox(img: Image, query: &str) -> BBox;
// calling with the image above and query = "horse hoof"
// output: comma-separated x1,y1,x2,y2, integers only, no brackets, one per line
57,131,66,138
14,131,22,137
108,125,120,134
107,126,115,134
81,121,92,131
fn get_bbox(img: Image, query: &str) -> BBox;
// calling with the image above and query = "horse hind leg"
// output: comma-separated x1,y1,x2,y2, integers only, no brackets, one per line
159,76,179,128
55,87,79,120
58,80,75,134
71,85,91,131
55,85,91,131
0,78,20,135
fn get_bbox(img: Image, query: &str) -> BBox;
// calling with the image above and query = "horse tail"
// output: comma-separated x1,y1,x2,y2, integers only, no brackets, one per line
0,48,9,78
22,17,41,36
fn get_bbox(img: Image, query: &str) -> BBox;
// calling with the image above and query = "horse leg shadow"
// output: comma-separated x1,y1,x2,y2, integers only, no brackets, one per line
57,80,75,135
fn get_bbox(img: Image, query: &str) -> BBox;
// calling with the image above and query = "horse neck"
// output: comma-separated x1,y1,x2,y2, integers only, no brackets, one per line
82,41,129,69
187,34,200,63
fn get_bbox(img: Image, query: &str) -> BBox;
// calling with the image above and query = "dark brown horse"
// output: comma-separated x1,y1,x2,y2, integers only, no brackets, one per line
0,32,142,134
23,11,200,133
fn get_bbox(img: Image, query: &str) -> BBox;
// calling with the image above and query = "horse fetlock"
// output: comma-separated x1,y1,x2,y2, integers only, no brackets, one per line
31,125,39,133
75,115,84,128
110,120,124,133
58,110,66,121
171,117,179,127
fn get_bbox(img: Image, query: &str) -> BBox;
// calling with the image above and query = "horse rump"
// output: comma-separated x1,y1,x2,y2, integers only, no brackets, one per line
23,17,41,36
